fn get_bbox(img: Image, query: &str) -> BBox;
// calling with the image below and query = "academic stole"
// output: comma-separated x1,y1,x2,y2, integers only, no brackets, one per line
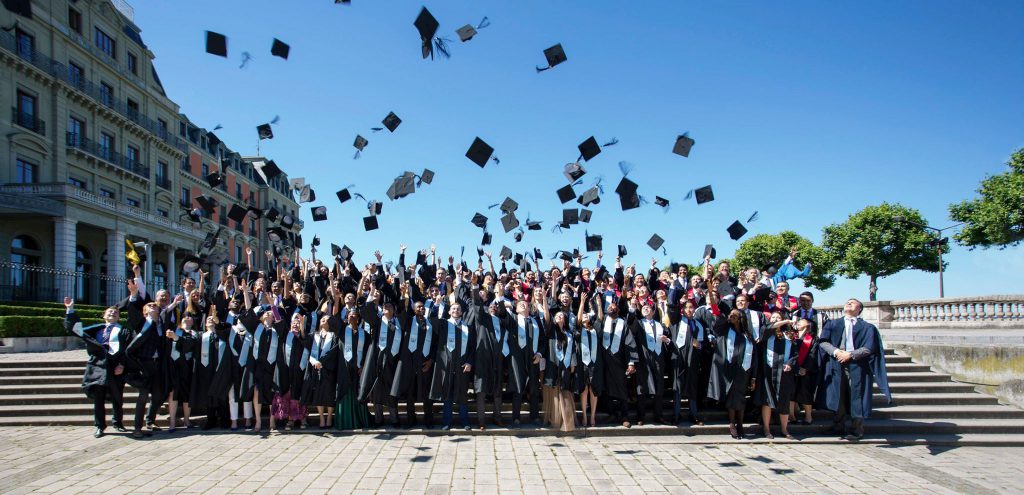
446,320,470,357
726,329,753,371
517,315,539,354
409,318,433,358
642,320,663,356
231,325,253,367
491,315,509,357
344,323,367,364
379,319,402,356
283,331,310,371
602,317,625,353
581,327,598,365
253,324,279,365
766,334,792,393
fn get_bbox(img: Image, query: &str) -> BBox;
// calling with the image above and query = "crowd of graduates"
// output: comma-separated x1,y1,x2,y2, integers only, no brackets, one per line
64,244,889,440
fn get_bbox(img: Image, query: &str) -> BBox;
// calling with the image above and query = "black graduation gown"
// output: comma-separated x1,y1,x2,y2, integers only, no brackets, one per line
628,319,670,396
816,318,892,419
301,324,340,407
470,306,508,397
276,329,310,398
336,322,372,400
166,328,198,401
670,317,709,401
428,318,476,404
357,305,403,404
190,326,233,408
574,326,604,395
692,306,719,402
707,317,760,410
227,320,256,402
793,333,820,405
248,317,286,401
542,329,577,391
123,317,164,395
391,313,437,400
752,334,798,410
64,312,130,398
506,312,544,396
596,316,631,401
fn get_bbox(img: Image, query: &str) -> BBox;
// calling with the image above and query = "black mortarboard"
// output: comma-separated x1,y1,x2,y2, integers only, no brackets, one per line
558,251,573,262
267,227,285,243
257,123,273,140
336,188,352,203
466,137,494,168
294,234,303,250
420,169,435,185
703,244,717,259
281,213,295,229
526,220,542,231
562,208,579,225
694,185,714,205
205,171,224,188
586,232,603,252
382,112,402,133
727,221,748,241
673,134,695,157
254,160,281,182
271,38,290,60
617,245,628,257
200,227,221,252
369,201,382,216
363,216,379,231
577,136,601,162
514,252,524,266
311,206,327,222
654,196,669,208
500,246,513,260
195,195,218,213
311,236,321,248
563,162,586,182
580,209,592,223
289,178,306,191
513,230,524,242
247,206,263,218
471,213,488,229
227,204,249,223
500,212,519,233
414,7,440,59
340,245,353,260
537,43,567,72
481,231,492,246
456,24,477,42
618,190,640,211
353,135,368,158
415,250,428,266
577,186,600,207
647,234,665,252
299,185,316,203
500,197,518,214
533,248,543,260
331,243,342,257
205,31,227,57
615,176,638,194
266,207,280,222
182,255,202,273
556,184,576,204
387,175,416,200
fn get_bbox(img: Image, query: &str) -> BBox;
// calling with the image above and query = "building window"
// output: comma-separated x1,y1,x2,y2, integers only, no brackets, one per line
180,156,189,171
157,208,168,218
235,183,242,199
126,52,138,75
157,118,168,138
219,206,227,226
201,162,209,178
15,90,36,129
126,99,139,119
152,263,167,293
249,218,256,234
178,121,186,137
68,8,82,34
15,28,33,60
126,145,139,166
235,246,244,263
99,132,114,160
67,62,84,88
10,235,42,298
156,161,169,188
68,116,84,146
99,82,113,106
99,188,115,199
15,159,36,184
94,27,116,59
126,197,140,208
68,177,86,189
181,187,190,207
75,246,91,303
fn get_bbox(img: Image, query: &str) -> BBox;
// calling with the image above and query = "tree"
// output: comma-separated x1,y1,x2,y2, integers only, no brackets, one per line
732,231,836,290
949,148,1024,249
822,203,943,301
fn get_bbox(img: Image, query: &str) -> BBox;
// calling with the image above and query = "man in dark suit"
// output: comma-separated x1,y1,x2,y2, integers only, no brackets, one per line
63,297,132,437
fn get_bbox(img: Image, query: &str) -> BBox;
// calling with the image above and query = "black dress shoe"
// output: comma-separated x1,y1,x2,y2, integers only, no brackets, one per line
94,428,104,438
112,425,128,433
146,422,162,431
131,430,151,439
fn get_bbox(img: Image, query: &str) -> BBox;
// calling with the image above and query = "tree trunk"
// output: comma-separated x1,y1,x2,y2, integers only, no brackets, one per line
868,274,878,302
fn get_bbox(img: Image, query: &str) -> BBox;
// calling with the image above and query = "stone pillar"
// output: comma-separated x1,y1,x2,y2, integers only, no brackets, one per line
143,239,153,290
53,218,77,300
106,230,126,305
167,247,177,294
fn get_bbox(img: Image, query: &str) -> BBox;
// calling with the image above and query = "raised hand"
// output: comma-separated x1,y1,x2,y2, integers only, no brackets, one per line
245,246,253,256
63,296,73,310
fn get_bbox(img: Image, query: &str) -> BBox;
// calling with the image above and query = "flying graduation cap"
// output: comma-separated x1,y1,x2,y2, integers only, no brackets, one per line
577,136,601,162
353,135,368,159
257,123,273,140
556,184,576,204
618,245,628,257
298,185,316,203
205,31,227,57
363,216,379,231
647,234,667,255
466,137,497,167
580,209,593,223
270,38,290,60
673,133,695,157
414,7,451,60
205,171,224,188
500,212,519,233
727,221,748,241
456,16,490,42
536,43,567,72
311,206,328,222
471,213,488,229
585,231,603,252
615,162,642,211
227,204,249,223
386,173,417,201
381,112,402,133
563,162,586,182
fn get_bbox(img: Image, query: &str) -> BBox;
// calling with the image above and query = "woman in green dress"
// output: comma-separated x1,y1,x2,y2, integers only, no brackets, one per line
336,311,371,429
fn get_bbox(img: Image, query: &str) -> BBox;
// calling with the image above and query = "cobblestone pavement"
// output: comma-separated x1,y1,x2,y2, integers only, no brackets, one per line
0,427,1020,494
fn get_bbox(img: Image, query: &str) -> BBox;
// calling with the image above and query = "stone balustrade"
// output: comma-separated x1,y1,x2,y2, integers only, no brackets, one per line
817,295,1024,329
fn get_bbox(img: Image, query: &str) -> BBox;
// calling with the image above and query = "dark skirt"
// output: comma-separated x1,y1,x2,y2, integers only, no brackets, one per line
300,367,338,407
722,368,752,411
794,371,817,405
168,359,193,401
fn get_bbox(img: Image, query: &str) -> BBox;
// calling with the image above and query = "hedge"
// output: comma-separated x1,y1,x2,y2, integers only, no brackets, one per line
0,316,104,338
0,305,112,319
0,300,112,311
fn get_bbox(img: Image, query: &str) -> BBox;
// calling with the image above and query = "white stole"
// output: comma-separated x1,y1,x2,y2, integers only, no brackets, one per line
581,327,597,365
642,320,663,356
602,316,624,353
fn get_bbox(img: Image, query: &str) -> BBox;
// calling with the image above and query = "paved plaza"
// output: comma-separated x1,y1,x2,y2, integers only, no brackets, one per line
0,427,1021,494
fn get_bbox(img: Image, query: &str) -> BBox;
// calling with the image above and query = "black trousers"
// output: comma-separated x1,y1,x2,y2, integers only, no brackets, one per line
476,391,503,425
405,376,434,426
834,366,853,424
91,380,124,429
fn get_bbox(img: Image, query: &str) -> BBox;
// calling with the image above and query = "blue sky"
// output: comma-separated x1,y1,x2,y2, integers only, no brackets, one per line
134,0,1024,305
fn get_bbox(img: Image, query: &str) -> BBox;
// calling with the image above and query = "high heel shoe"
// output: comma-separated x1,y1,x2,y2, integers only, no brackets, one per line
729,423,739,439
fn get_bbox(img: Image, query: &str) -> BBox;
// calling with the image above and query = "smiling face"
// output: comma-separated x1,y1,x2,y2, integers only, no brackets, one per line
103,307,119,324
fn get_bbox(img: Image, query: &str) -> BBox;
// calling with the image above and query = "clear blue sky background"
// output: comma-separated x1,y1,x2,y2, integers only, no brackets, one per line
134,0,1024,305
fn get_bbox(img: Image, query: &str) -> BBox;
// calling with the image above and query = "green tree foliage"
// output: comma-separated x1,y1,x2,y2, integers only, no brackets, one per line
732,231,836,290
822,203,943,301
949,148,1024,249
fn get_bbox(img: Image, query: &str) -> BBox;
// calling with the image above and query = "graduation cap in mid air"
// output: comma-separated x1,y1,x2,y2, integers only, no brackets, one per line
205,171,224,188
615,161,642,211
577,184,601,207
536,43,567,72
562,208,579,225
727,221,748,241
195,195,218,213
181,255,202,274
692,185,714,205
253,159,281,182
471,213,488,229
298,185,316,203
419,169,435,185
617,245,628,258
499,246,513,261
456,16,490,42
205,31,227,57
353,135,368,159
563,162,586,183
311,206,328,222
577,136,601,162
270,38,290,60
673,133,695,157
481,232,493,246
336,188,353,204
414,7,451,60
265,206,280,222
257,123,273,140
227,204,249,223
579,209,593,223
500,212,519,233
498,197,518,214
386,173,416,201
585,232,603,252
654,196,670,210
363,216,379,231
466,137,496,167
280,213,295,229
647,233,666,254
556,184,576,204
526,219,543,231
247,206,263,219
381,112,402,132
703,244,717,259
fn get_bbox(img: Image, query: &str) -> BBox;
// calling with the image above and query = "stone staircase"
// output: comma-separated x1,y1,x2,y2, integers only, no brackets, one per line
1,349,1023,441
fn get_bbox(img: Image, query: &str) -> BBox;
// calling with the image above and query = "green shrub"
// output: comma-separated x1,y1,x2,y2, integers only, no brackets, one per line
0,305,109,319
0,316,104,338
0,300,111,311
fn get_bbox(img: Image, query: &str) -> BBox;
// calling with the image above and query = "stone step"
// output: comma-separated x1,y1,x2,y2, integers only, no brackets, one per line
883,363,932,373
884,372,953,383
0,360,86,369
0,367,96,377
0,375,81,385
886,382,977,393
872,393,999,406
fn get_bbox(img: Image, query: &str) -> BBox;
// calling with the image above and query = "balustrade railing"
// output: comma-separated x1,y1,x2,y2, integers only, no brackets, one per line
818,295,1024,329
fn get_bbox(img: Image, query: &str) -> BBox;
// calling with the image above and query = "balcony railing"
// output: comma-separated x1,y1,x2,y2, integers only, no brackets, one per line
66,132,150,179
817,295,1024,329
0,30,188,153
155,176,171,190
10,107,45,136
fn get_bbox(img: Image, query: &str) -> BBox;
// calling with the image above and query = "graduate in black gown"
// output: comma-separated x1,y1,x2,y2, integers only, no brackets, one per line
542,311,577,432
469,292,510,430
625,301,671,425
394,284,438,428
790,318,819,425
190,314,233,430
301,314,341,428
63,297,131,438
575,294,604,428
706,287,760,439
358,301,403,427
504,294,546,426
669,300,710,425
162,303,199,432
336,311,372,430
245,306,286,433
226,293,255,430
428,302,475,431
753,315,799,439
594,300,632,427
124,301,163,438
273,312,310,430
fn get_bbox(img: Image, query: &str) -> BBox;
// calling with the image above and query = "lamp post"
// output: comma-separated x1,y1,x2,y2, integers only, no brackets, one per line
893,216,963,298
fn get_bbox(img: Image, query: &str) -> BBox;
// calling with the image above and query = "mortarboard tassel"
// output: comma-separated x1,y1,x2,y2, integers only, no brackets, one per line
239,52,252,69
602,138,619,147
661,246,668,256
638,195,649,206
747,211,760,223
371,127,384,133
683,189,694,201
550,224,564,234
353,150,361,160
476,16,491,30
594,176,605,194
535,65,551,73
491,155,500,165
460,246,465,261
618,161,633,176
571,178,584,187
270,115,281,125
433,37,452,59
212,124,223,131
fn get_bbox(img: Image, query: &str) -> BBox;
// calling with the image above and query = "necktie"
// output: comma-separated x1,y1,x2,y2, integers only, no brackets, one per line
844,318,856,351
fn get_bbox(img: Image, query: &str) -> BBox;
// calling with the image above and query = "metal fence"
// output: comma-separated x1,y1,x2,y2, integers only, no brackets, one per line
0,261,129,306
